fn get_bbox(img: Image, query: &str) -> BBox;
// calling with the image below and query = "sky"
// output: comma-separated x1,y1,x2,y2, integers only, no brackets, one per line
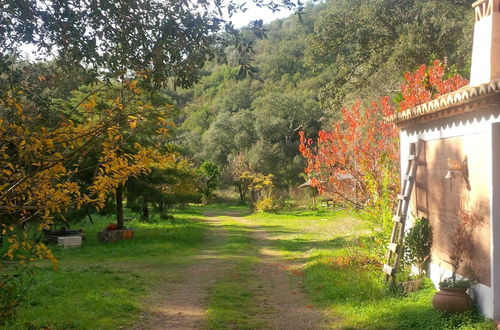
226,3,295,27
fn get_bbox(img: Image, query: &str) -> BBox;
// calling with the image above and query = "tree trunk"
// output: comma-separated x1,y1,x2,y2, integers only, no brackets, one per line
86,207,94,224
158,200,164,212
116,184,124,229
142,198,149,220
237,184,244,205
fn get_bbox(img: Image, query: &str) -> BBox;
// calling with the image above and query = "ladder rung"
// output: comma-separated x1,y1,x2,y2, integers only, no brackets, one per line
388,243,398,253
393,215,403,223
383,264,395,276
408,154,416,161
397,194,409,201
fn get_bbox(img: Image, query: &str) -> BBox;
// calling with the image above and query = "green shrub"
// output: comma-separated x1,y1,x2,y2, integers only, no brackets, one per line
441,310,493,330
255,198,282,213
404,217,432,274
283,200,295,211
439,278,471,289
363,158,397,233
0,269,33,326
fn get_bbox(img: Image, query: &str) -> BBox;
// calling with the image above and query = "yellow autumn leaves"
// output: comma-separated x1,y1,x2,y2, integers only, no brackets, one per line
0,80,177,268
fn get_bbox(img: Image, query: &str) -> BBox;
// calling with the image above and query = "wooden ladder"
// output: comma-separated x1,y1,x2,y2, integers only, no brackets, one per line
384,140,425,282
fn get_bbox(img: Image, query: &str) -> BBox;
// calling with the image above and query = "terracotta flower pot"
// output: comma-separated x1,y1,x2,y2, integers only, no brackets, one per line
121,228,134,240
432,287,473,313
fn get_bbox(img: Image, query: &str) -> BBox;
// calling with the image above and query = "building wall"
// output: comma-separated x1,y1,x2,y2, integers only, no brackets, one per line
400,106,500,318
422,134,491,286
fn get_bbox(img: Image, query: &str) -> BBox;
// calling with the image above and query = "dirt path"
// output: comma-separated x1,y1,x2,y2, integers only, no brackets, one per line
232,216,329,330
135,215,232,330
135,211,329,329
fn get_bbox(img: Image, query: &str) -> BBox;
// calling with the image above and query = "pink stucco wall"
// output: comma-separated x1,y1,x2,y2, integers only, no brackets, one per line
414,134,491,286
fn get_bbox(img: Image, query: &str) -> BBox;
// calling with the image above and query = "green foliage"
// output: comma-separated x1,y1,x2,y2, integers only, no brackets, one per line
0,1,300,88
126,166,201,220
305,0,473,110
198,161,220,203
254,197,283,213
404,217,433,274
363,161,397,233
440,310,492,330
177,0,472,193
439,279,472,289
0,269,32,326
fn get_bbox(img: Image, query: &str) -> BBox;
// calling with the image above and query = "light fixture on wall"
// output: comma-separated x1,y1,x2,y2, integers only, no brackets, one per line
444,170,455,179
445,157,470,191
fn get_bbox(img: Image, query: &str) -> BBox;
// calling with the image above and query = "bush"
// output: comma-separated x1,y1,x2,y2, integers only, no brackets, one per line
363,162,396,233
439,278,471,289
0,269,33,326
255,198,282,213
404,217,432,274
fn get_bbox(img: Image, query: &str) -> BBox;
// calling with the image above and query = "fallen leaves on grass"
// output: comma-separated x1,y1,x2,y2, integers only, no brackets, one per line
291,269,304,276
327,255,381,269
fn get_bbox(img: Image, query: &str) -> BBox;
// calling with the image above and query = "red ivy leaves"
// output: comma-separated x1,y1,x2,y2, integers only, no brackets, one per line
299,97,398,200
299,60,468,205
399,60,468,111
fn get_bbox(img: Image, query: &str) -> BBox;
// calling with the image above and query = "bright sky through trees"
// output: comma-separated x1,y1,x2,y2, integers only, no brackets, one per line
17,1,293,59
230,3,294,27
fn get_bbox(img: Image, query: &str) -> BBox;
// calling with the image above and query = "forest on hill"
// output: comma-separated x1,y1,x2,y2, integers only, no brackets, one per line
173,0,474,192
0,0,475,229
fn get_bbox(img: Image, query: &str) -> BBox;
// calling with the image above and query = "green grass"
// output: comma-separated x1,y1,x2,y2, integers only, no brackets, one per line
2,204,496,329
245,208,495,329
205,215,266,329
3,209,208,329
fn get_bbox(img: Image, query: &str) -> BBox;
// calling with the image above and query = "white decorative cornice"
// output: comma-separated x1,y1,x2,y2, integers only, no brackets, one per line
385,79,500,126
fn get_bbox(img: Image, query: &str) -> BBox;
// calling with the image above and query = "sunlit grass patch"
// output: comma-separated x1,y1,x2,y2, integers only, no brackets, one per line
5,208,208,329
247,209,495,329
11,266,144,329
206,216,265,329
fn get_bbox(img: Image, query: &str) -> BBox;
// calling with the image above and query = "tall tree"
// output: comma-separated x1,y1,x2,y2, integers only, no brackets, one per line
305,0,473,110
1,0,301,87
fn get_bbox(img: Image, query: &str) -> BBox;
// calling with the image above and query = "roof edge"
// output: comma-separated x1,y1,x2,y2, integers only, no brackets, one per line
385,79,500,126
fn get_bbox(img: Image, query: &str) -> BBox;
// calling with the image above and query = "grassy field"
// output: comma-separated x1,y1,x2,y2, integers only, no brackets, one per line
246,210,495,329
205,216,266,329
2,204,496,329
3,209,208,329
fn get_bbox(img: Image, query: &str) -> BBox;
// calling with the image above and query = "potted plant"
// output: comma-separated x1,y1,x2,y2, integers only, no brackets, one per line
432,278,473,313
432,207,483,313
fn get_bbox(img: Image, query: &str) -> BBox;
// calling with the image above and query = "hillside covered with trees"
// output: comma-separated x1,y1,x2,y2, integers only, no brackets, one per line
174,0,473,193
